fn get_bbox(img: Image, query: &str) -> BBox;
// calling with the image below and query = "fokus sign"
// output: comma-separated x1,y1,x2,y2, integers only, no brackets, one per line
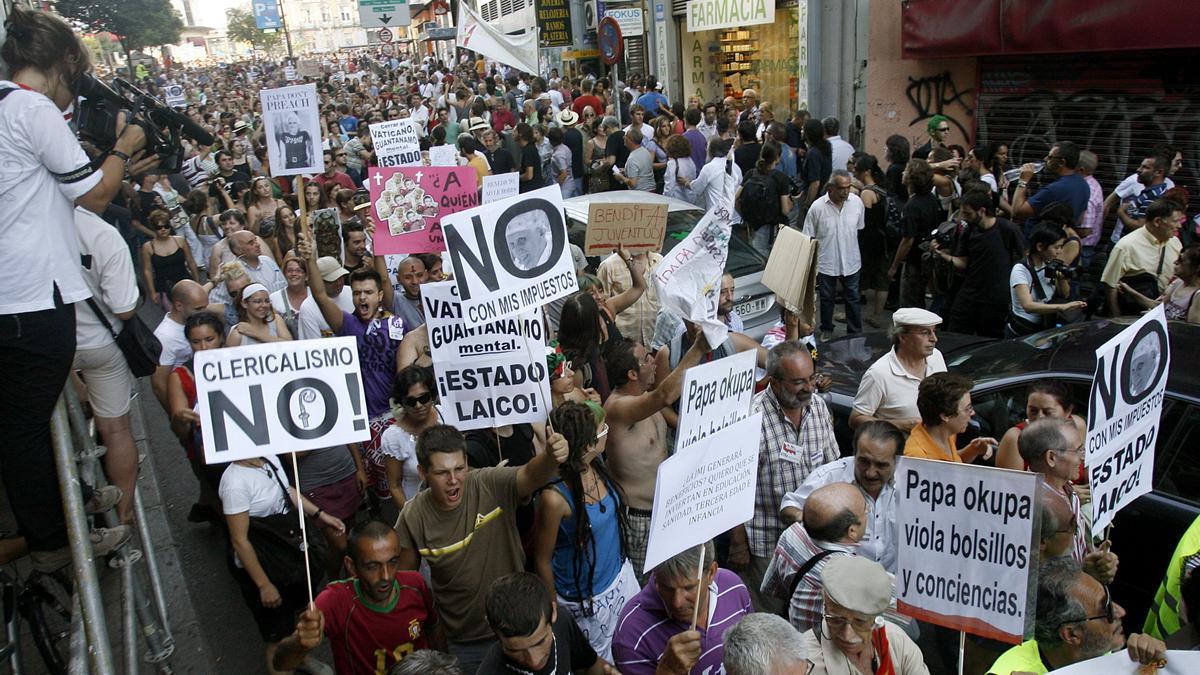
686,0,774,32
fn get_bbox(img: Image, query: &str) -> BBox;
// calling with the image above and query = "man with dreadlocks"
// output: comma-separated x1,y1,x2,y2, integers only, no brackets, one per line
533,401,638,661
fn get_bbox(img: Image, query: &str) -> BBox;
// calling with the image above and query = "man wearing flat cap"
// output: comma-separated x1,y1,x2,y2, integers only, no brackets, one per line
849,308,947,433
801,556,929,675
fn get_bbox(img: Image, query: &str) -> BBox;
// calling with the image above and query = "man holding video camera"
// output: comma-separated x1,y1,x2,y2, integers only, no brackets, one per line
0,7,158,571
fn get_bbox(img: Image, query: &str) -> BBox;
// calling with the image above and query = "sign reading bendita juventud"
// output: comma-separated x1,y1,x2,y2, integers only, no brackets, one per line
686,0,775,32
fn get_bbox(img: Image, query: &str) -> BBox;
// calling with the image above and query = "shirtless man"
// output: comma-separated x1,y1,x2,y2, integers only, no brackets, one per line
602,330,707,582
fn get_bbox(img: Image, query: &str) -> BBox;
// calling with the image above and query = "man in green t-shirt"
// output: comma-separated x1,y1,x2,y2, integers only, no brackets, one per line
989,558,1165,674
395,424,567,673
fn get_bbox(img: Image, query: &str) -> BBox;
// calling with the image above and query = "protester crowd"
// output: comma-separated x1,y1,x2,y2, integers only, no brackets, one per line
4,5,1200,675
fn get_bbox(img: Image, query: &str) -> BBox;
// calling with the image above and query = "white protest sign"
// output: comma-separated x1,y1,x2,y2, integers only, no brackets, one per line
652,203,733,348
423,281,551,430
642,412,761,574
443,184,578,323
1085,305,1170,532
370,118,423,167
285,65,297,81
896,458,1039,644
675,350,755,453
429,144,458,167
481,173,519,203
164,84,186,108
1054,650,1200,675
194,338,371,464
260,83,323,177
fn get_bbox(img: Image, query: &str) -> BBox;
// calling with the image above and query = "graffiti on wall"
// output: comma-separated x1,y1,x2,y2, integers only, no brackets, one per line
905,70,975,144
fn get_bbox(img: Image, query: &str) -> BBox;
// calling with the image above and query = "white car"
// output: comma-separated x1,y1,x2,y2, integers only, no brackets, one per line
563,192,776,342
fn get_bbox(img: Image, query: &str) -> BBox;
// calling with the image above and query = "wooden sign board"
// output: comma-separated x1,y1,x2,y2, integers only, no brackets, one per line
762,227,818,325
583,202,668,254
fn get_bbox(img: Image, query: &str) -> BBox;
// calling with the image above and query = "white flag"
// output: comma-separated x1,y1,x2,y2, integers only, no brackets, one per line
457,3,539,75
652,153,737,348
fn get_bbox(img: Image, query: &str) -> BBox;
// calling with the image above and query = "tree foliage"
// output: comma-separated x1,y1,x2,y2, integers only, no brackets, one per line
56,0,184,54
225,8,284,52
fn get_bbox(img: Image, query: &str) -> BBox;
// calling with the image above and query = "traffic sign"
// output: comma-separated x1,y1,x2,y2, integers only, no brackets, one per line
599,16,623,65
358,0,411,29
378,27,394,43
381,43,395,56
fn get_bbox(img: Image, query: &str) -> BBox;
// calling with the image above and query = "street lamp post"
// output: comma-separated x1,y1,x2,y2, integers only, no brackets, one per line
277,0,295,60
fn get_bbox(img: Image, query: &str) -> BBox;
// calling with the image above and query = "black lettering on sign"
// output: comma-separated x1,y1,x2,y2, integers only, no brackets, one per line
446,197,565,301
209,385,269,453
1088,320,1168,432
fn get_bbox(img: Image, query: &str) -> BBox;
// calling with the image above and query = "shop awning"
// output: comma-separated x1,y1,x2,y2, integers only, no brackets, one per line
901,0,1200,59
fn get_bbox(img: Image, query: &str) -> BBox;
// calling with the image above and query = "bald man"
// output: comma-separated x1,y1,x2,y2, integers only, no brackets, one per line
150,280,220,408
229,230,286,293
760,483,867,632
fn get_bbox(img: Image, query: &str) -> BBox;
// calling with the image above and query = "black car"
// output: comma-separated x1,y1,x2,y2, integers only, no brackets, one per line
817,318,1199,634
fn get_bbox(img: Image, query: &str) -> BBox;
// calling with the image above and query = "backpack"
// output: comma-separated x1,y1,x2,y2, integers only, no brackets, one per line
737,171,780,227
866,185,903,245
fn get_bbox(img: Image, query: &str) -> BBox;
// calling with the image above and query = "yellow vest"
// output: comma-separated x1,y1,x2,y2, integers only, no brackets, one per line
987,640,1047,675
1144,514,1200,638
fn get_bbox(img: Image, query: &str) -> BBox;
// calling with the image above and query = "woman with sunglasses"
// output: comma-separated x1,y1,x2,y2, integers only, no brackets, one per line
533,402,637,661
379,365,441,523
141,209,200,312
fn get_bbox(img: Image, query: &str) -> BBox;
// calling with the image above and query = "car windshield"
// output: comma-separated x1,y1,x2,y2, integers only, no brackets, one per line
661,210,767,278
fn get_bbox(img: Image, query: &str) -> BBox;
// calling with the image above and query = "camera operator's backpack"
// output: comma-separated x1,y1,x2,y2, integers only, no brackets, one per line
737,171,780,226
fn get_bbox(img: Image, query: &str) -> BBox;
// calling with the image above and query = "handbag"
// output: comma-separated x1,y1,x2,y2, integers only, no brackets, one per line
83,297,162,378
246,462,328,589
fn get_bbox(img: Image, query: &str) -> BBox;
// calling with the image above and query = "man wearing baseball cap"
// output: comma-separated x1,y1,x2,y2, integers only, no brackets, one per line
296,256,353,339
801,556,929,675
849,308,947,432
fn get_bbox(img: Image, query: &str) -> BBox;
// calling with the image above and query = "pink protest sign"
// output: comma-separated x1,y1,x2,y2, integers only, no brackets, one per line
367,166,479,254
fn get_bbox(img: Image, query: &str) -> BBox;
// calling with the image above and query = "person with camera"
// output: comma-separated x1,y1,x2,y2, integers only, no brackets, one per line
0,7,157,571
933,190,1026,338
1006,223,1088,337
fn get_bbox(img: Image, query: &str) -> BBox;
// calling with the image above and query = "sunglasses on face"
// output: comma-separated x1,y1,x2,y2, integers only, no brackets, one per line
402,392,434,407
1057,585,1115,630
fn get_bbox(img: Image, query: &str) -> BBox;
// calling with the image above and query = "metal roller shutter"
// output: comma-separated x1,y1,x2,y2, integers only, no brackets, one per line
624,35,647,75
975,51,1200,238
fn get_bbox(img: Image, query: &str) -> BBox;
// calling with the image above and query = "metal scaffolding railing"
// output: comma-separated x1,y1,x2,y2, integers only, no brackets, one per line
32,387,177,675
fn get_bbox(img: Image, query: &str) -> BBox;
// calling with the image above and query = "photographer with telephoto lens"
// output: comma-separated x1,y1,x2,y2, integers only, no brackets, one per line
1006,223,1088,338
0,6,157,572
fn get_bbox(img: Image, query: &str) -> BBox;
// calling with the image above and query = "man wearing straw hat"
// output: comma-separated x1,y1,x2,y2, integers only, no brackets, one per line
611,540,752,675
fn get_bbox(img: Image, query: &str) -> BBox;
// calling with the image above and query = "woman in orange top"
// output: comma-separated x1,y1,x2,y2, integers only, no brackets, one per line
904,372,998,463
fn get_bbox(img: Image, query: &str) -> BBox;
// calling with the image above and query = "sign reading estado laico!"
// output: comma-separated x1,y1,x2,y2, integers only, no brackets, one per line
686,0,775,32
1085,306,1172,532
195,338,371,465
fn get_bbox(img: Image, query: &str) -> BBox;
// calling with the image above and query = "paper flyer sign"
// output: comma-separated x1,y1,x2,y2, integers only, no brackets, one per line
481,173,519,204
370,118,423,167
429,144,458,167
423,281,551,430
260,84,323,177
367,167,480,255
195,338,370,464
652,203,733,349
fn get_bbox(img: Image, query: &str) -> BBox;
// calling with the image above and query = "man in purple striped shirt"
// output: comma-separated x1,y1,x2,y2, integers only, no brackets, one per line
612,541,753,675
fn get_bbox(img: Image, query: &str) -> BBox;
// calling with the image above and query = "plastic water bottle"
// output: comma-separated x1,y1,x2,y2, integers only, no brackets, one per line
1002,162,1044,183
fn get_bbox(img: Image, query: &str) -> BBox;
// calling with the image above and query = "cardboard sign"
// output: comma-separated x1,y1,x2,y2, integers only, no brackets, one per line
442,184,578,323
481,173,519,204
1085,305,1171,531
298,60,321,78
195,338,371,464
675,350,756,454
642,412,762,574
367,167,479,255
370,118,423,167
763,227,818,325
583,202,668,255
896,458,1040,644
429,144,458,167
652,203,733,348
423,281,551,430
260,84,323,177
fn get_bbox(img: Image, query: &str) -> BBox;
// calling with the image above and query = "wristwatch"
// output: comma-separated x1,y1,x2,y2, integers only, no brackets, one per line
108,149,132,164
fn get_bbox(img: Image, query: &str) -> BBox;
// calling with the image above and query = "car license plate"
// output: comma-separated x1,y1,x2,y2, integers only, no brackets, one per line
735,295,772,319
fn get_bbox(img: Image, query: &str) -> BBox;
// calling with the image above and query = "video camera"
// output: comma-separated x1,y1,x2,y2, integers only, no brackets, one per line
1042,259,1079,281
73,73,214,174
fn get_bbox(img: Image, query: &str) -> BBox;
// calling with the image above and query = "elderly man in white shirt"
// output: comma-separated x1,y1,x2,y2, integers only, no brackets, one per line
849,308,947,433
227,230,285,292
802,170,864,341
780,421,905,573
